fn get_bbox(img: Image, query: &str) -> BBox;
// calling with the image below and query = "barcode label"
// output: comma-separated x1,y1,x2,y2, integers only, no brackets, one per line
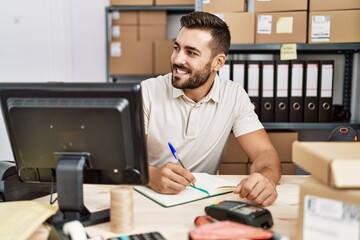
303,195,360,240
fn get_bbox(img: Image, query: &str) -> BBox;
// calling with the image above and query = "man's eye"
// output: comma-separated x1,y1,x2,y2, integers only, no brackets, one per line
188,51,197,56
173,45,180,51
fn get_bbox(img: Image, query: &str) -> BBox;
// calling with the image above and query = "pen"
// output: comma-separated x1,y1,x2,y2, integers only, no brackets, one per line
168,142,196,187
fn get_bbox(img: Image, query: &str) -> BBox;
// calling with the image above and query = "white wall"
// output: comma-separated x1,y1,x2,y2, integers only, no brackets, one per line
0,0,109,160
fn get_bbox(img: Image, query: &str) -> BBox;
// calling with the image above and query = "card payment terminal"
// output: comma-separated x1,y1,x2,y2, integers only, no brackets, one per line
205,201,273,229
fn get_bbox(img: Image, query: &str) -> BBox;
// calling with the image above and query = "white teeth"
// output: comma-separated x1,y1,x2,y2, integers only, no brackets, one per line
177,68,188,74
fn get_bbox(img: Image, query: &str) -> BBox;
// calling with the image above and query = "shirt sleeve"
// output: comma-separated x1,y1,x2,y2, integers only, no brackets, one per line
232,87,264,138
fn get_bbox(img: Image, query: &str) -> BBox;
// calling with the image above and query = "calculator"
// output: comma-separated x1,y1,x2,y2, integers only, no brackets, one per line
205,200,273,229
106,231,166,240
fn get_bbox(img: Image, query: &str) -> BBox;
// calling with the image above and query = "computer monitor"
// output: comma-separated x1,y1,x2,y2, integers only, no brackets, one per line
0,82,148,227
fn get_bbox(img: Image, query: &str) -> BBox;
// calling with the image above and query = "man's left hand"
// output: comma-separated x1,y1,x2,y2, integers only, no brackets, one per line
233,173,277,207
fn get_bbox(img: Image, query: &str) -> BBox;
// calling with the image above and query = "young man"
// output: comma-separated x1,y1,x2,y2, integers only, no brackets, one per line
141,11,281,206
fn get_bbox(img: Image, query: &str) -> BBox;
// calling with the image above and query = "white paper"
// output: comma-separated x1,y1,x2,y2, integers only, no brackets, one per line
112,26,120,37
257,15,272,34
262,64,274,97
306,64,318,97
311,15,331,42
291,64,303,97
320,64,333,97
219,63,230,80
248,64,260,97
112,11,120,20
111,42,121,57
233,63,245,87
276,64,289,97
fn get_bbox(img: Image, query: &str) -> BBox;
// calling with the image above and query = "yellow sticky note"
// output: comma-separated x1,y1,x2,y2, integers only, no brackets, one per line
276,17,293,33
280,44,297,60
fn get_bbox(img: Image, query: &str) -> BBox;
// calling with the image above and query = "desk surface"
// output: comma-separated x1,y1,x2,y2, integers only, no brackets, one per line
32,175,308,240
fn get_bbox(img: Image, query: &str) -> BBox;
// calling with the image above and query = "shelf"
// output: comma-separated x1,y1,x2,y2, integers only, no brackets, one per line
107,5,194,13
229,43,360,54
263,122,360,131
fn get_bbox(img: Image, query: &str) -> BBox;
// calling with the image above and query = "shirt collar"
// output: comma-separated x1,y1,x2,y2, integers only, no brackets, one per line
171,74,221,103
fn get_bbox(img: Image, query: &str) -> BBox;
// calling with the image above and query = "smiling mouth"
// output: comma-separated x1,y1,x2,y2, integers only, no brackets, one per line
173,64,191,75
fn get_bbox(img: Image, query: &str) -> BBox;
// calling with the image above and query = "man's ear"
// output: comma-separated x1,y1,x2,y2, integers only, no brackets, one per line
213,53,227,72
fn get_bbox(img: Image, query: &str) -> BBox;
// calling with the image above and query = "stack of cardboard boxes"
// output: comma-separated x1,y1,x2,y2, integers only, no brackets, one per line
109,0,359,76
203,0,254,44
254,0,308,44
308,0,360,43
109,0,192,76
293,141,360,239
219,132,298,175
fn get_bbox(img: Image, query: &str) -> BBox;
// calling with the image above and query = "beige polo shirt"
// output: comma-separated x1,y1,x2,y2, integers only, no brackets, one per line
141,73,263,174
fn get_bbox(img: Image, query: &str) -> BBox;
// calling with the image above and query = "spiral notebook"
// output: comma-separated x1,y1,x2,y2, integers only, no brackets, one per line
134,173,236,207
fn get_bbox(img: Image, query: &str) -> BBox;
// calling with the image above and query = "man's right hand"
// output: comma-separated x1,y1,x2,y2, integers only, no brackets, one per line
148,163,196,194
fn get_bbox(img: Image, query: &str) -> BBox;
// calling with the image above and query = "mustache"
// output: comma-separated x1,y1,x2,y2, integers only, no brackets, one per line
172,63,191,73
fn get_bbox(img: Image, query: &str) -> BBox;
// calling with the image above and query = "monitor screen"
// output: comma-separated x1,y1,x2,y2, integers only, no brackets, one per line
0,82,148,227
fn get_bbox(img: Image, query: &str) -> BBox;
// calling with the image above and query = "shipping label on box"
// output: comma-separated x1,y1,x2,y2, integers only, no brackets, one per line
298,177,360,240
303,195,360,240
308,10,360,43
310,15,331,42
257,15,272,34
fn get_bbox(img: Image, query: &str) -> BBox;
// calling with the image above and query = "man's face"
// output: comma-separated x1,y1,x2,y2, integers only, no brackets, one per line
170,28,215,89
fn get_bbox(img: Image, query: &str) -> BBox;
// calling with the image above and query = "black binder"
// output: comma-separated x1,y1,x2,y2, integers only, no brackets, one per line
231,60,246,88
289,61,305,122
318,60,334,122
246,61,261,118
260,61,275,122
304,61,320,122
274,61,290,122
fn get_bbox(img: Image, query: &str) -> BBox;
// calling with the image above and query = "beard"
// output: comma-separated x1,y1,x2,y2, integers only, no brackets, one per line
171,61,212,90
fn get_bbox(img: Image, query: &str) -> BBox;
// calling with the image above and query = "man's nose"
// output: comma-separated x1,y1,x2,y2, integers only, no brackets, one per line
172,51,187,65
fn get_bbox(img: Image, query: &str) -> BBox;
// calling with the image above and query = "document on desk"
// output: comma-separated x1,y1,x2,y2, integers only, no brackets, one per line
0,201,58,240
134,173,236,207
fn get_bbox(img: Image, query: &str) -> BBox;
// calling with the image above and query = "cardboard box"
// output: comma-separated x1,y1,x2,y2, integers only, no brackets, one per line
203,0,246,13
219,163,248,175
110,41,153,75
109,0,153,6
111,11,138,25
223,133,248,163
139,11,167,25
293,141,360,188
154,40,173,75
255,11,307,44
298,177,360,240
281,163,296,175
309,0,360,11
111,25,138,41
217,12,255,44
155,0,194,5
308,10,360,43
139,25,167,41
268,132,298,163
254,0,308,13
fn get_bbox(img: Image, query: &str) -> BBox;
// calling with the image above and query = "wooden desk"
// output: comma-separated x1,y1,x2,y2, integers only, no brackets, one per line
32,175,307,240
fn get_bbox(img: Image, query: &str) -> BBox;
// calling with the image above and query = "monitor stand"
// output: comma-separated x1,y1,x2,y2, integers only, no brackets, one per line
50,153,109,229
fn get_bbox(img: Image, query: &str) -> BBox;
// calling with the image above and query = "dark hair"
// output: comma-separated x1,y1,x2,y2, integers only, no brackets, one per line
180,11,231,56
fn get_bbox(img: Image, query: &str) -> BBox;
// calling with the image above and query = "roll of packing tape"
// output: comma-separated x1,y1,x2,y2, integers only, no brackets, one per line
62,220,87,240
110,185,134,234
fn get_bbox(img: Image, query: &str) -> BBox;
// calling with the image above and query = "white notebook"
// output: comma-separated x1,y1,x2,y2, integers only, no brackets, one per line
134,173,236,207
